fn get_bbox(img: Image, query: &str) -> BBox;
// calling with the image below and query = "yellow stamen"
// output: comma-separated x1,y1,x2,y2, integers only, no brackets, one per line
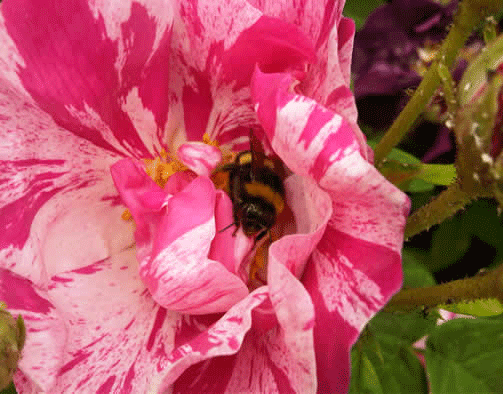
202,133,219,147
121,136,230,221
143,153,188,189
121,209,133,221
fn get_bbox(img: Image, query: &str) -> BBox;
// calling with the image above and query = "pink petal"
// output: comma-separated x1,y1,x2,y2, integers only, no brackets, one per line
111,159,249,314
251,68,367,174
208,190,247,275
0,154,135,286
177,142,222,177
160,174,330,391
218,15,316,89
47,251,179,393
265,258,317,392
143,179,249,314
251,63,410,393
303,226,405,392
0,61,138,283
1,0,174,156
336,18,356,90
167,272,316,393
275,174,332,278
172,0,317,147
308,16,359,129
246,0,345,51
160,287,317,393
2,250,180,393
157,288,269,392
0,269,65,391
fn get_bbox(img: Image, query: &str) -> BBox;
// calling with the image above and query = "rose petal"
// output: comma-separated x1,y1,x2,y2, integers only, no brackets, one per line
252,57,410,393
208,190,245,275
0,268,65,391
252,69,367,174
172,0,318,148
177,142,222,177
155,288,269,391
276,174,332,278
1,0,174,156
0,74,135,283
246,0,344,50
267,257,317,392
165,273,316,393
112,162,250,314
144,178,248,313
0,157,135,285
2,248,181,393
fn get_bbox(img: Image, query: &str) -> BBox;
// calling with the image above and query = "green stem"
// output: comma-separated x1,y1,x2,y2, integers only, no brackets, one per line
385,263,503,312
373,0,490,166
404,181,475,239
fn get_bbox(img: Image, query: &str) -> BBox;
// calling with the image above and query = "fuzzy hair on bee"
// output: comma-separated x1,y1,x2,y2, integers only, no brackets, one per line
216,132,286,242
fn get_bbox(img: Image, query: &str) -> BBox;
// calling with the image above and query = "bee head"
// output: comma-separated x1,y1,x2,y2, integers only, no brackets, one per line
240,201,276,236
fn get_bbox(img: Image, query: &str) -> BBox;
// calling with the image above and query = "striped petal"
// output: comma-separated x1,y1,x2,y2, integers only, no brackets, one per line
171,0,317,149
251,66,410,393
0,0,174,158
1,250,180,393
111,159,249,315
157,280,317,394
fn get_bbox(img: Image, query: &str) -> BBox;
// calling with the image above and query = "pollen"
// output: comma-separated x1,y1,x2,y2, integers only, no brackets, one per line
121,149,188,221
203,132,236,166
143,149,188,189
121,209,133,221
248,230,280,290
121,136,232,221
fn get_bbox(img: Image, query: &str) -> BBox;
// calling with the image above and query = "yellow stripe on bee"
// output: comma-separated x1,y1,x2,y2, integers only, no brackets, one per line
238,152,275,170
238,152,252,165
244,181,284,214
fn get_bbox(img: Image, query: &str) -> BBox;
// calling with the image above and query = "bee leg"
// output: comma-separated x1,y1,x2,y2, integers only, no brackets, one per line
219,222,236,234
254,229,268,245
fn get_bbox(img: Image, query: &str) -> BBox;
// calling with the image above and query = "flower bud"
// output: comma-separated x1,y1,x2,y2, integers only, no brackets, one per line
0,304,25,390
455,35,503,205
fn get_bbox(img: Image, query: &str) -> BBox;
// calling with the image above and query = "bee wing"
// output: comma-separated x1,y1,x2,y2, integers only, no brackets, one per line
249,129,267,173
249,128,287,179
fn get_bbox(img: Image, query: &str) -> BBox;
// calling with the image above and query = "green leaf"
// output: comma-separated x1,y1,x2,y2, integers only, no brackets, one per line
458,34,503,105
350,328,429,394
369,309,438,345
350,347,385,394
425,316,503,393
439,298,503,317
379,159,456,191
367,140,456,192
343,0,386,30
349,309,437,394
402,248,437,288
419,163,457,186
430,213,472,272
404,179,435,193
462,199,503,249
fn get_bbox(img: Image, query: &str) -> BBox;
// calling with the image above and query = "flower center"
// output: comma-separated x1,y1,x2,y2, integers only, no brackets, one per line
120,133,286,290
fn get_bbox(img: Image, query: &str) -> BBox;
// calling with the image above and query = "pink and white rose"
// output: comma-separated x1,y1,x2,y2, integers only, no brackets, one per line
0,0,410,392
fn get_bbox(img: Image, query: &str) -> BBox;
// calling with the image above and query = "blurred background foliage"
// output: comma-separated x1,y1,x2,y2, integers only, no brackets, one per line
345,0,503,286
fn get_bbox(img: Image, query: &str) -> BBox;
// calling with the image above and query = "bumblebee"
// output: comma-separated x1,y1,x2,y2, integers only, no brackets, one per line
217,133,285,242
